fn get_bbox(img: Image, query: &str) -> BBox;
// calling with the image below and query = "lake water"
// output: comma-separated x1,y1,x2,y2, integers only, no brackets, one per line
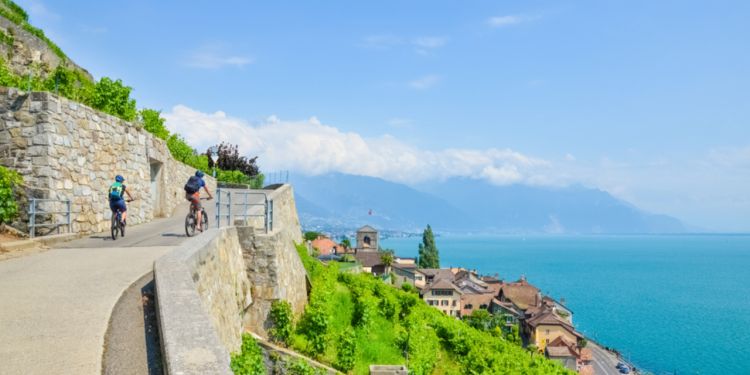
380,234,750,375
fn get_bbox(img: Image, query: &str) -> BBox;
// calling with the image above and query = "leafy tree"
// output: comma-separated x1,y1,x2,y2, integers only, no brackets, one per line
380,248,395,268
139,109,170,140
578,338,588,348
340,236,351,249
207,142,259,177
417,225,439,268
91,77,137,121
303,231,321,241
0,166,22,224
464,309,493,331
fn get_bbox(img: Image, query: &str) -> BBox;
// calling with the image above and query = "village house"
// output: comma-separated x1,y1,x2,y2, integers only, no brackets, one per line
421,278,463,317
311,235,340,256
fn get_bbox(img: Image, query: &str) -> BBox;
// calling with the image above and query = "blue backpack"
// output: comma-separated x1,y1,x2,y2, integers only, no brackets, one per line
184,176,202,194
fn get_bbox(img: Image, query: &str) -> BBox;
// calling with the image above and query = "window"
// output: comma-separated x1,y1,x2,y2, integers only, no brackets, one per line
441,300,449,306
416,276,423,281
545,329,550,335
479,304,487,309
465,304,473,309
452,300,457,307
433,290,453,296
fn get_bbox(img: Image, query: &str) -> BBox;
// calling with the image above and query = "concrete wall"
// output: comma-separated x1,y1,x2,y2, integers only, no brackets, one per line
0,88,216,234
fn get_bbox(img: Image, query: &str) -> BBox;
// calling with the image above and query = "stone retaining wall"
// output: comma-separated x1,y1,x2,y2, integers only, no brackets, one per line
235,184,307,337
154,185,310,374
0,88,216,234
154,228,252,374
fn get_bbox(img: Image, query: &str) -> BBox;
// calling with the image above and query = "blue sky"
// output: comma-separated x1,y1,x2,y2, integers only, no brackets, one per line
16,0,750,231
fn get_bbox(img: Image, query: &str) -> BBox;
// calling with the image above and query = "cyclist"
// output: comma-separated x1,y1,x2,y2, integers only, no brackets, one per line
184,170,213,231
109,175,134,226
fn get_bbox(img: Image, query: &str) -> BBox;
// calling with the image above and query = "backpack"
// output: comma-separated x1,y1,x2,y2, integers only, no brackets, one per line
184,176,202,194
109,183,124,201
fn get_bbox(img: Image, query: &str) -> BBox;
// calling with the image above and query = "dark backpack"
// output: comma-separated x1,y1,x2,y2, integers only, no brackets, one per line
184,176,202,194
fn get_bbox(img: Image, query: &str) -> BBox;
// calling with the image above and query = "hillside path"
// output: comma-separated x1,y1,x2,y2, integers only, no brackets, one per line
0,197,224,375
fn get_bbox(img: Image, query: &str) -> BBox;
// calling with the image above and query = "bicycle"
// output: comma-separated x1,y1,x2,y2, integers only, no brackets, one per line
185,197,211,237
111,199,134,240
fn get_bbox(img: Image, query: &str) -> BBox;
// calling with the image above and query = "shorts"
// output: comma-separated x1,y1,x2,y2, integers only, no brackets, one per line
110,199,127,213
186,192,201,209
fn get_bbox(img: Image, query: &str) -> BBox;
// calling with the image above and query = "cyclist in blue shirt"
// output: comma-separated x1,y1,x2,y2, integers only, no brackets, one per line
109,175,134,225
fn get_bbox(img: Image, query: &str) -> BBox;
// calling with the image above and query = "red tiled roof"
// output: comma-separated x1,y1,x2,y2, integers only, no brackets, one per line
499,280,541,310
311,237,338,256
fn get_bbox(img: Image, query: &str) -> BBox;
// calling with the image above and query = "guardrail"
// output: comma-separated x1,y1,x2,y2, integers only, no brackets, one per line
215,189,273,233
28,198,72,238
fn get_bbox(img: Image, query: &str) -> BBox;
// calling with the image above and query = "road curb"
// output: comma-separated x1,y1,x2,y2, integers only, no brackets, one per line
0,232,84,252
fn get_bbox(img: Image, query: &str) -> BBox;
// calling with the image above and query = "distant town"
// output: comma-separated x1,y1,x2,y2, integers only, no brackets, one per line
306,225,641,375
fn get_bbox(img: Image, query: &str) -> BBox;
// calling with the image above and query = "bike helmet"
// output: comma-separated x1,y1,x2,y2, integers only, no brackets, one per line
115,175,124,182
195,170,205,178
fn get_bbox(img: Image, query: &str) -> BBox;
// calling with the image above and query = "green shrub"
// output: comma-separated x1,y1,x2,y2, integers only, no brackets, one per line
139,108,170,140
286,359,324,375
91,77,136,121
1,0,28,21
334,330,357,372
0,166,22,224
269,300,294,346
230,334,266,375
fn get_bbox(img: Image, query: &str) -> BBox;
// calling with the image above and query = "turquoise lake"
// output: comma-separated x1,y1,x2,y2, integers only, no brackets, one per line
380,234,750,375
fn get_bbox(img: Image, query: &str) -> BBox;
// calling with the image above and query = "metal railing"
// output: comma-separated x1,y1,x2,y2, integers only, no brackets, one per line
28,198,72,238
215,188,273,233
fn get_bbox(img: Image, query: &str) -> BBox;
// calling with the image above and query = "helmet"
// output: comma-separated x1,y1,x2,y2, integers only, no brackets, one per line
195,170,205,178
115,175,124,182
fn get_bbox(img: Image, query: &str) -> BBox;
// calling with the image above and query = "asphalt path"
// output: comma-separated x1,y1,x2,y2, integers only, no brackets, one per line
58,198,218,248
590,341,631,375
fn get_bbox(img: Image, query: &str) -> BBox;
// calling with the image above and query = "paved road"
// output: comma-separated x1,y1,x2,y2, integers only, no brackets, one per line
0,197,223,374
590,341,631,375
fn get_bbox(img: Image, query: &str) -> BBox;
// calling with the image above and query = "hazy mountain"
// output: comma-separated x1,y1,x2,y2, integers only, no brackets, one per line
290,173,686,234
290,173,475,232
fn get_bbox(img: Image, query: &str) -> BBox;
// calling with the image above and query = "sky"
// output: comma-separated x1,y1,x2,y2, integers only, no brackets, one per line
15,0,750,231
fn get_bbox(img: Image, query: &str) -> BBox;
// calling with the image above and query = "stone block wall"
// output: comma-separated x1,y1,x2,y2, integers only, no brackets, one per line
0,88,215,234
154,228,246,374
239,184,308,338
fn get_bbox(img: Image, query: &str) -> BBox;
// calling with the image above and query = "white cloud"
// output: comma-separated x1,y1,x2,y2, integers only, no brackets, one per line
408,75,441,90
488,15,529,28
185,45,253,69
163,105,553,186
360,34,404,49
361,35,447,54
412,37,446,49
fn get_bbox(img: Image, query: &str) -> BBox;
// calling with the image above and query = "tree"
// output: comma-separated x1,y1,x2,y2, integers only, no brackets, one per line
340,236,351,249
417,225,439,268
380,248,395,269
304,231,321,241
207,142,259,177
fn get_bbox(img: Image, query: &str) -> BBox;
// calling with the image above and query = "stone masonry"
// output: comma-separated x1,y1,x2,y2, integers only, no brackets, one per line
0,88,215,234
238,184,307,338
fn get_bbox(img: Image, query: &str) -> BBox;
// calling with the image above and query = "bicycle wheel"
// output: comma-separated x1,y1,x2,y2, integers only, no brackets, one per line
201,209,209,231
185,211,196,237
111,213,119,240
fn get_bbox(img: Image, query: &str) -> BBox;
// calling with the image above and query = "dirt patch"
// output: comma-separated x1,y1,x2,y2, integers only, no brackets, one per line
0,233,20,243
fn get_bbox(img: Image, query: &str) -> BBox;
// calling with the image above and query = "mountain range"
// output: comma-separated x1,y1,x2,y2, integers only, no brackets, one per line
288,173,686,234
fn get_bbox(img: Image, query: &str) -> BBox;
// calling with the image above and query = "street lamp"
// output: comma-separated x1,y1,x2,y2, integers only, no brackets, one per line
209,145,219,177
